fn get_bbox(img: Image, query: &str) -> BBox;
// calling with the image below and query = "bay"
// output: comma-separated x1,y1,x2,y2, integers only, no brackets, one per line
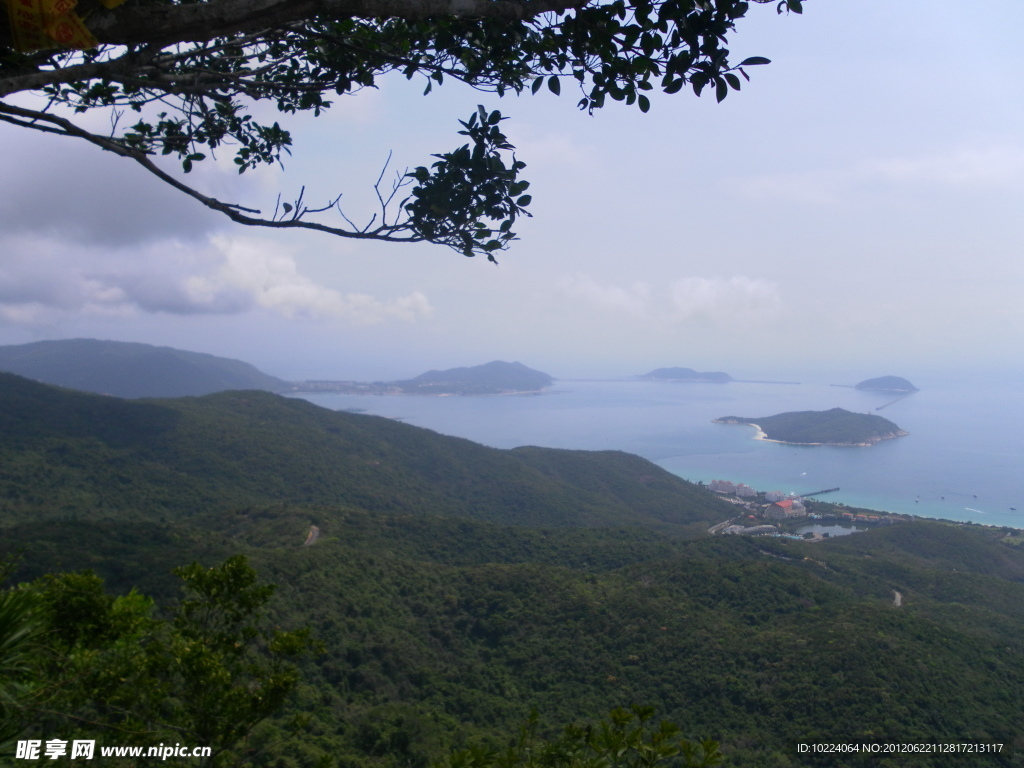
294,378,1024,529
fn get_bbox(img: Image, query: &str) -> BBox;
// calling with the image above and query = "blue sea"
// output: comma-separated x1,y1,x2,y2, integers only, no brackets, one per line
295,378,1024,528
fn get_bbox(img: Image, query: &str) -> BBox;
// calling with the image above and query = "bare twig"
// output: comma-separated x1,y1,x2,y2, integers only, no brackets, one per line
0,100,426,241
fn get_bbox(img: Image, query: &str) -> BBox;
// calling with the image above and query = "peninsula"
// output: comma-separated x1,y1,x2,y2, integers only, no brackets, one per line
713,407,908,446
290,360,554,396
640,367,733,383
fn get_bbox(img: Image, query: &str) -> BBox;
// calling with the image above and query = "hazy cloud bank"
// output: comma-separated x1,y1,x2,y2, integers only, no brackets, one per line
561,274,782,326
723,145,1024,206
0,234,432,327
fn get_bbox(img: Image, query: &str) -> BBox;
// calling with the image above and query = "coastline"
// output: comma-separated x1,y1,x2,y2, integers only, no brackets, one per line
665,460,1015,529
296,378,1022,529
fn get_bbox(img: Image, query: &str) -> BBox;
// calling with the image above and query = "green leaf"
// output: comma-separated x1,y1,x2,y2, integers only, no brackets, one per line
548,76,561,96
638,94,651,113
531,76,544,95
715,79,728,103
738,56,771,66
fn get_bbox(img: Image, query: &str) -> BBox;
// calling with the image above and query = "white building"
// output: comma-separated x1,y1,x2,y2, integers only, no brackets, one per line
710,479,736,494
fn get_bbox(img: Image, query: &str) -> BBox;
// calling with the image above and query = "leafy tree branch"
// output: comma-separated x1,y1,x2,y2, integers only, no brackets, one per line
0,0,803,257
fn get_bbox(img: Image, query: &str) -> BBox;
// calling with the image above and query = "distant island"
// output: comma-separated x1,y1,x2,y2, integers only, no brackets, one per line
854,375,919,392
713,407,908,446
640,367,733,383
290,361,554,396
0,339,289,398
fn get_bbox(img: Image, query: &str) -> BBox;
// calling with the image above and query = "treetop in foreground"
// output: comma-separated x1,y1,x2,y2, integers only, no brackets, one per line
2,555,318,765
0,0,802,259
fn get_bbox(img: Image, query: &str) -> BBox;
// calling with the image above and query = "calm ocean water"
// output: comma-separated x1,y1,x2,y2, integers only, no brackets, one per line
295,379,1024,528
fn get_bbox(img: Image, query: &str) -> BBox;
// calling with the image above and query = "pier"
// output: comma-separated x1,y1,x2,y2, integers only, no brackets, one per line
803,487,840,497
875,394,912,411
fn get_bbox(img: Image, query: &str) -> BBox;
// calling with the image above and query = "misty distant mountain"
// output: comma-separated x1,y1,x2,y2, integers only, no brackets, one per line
640,367,733,383
855,375,919,393
0,339,289,398
391,360,554,394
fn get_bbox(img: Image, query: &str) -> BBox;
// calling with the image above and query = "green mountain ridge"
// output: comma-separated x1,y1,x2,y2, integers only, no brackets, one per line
0,372,722,531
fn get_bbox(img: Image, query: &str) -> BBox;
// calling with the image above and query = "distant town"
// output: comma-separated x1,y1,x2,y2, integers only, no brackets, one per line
705,478,902,540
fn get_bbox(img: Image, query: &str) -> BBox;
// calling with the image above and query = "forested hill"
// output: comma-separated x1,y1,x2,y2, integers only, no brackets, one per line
0,338,290,398
6,372,1024,767
0,372,726,531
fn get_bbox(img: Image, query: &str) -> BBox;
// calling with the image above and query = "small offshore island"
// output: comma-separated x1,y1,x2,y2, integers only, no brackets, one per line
854,375,919,392
640,366,733,383
713,407,908,446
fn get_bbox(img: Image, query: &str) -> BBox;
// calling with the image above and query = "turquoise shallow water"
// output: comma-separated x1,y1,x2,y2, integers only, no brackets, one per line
295,378,1024,528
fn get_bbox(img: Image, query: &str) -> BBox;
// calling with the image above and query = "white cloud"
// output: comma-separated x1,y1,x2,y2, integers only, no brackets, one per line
560,273,782,326
511,126,594,169
559,274,652,317
667,276,782,323
189,236,432,323
724,145,1024,204
0,233,432,327
872,146,1024,187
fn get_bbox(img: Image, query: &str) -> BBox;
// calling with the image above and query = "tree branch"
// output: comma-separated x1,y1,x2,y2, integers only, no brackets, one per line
86,0,590,46
0,99,424,243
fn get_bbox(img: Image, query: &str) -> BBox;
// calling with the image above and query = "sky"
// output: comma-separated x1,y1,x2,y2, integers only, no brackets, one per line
1,0,1023,384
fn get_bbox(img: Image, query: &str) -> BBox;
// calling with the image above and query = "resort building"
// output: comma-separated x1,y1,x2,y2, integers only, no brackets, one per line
765,499,808,520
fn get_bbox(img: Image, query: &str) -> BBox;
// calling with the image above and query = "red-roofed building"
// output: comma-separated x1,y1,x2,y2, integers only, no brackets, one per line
766,499,807,520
